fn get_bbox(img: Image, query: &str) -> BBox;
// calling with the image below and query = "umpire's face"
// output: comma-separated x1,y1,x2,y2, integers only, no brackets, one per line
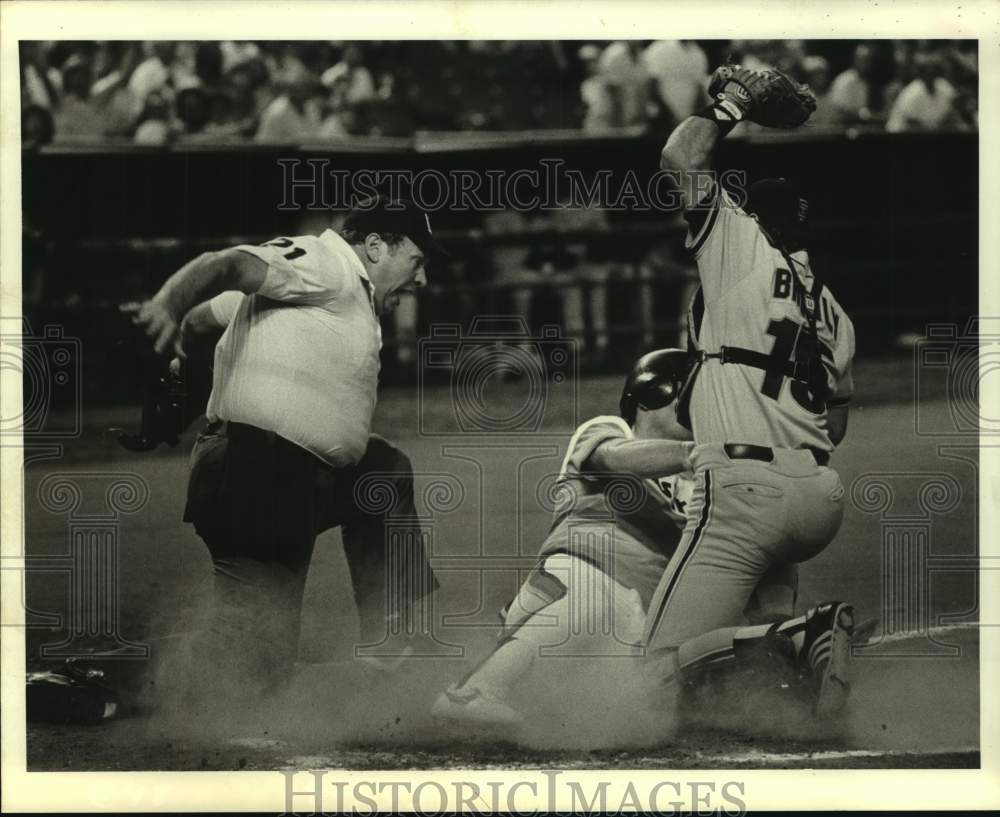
365,234,428,316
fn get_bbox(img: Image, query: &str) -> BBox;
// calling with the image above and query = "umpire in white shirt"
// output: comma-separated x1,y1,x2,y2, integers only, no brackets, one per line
124,197,441,710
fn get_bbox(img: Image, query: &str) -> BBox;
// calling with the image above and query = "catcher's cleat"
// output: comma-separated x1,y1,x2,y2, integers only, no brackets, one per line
800,602,855,717
431,684,524,728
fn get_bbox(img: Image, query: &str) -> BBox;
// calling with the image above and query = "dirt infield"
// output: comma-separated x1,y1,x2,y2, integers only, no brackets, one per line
18,358,980,770
26,628,979,770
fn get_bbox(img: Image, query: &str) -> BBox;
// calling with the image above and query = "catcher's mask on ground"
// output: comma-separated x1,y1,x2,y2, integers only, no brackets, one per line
619,348,692,427
745,177,809,253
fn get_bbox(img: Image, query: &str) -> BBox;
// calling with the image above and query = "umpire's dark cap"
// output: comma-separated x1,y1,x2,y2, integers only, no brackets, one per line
343,196,447,259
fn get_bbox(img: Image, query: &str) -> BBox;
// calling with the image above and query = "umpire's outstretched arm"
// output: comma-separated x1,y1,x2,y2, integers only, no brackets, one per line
121,249,266,358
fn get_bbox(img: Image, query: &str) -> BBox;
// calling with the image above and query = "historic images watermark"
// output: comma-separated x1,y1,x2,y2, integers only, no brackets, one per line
277,159,747,214
280,769,748,815
35,471,151,658
8,471,151,660
913,317,995,437
847,319,991,658
0,318,82,442
1,319,150,659
418,317,579,437
850,469,970,657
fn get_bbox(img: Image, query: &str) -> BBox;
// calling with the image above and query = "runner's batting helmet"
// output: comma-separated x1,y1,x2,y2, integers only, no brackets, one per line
619,348,692,427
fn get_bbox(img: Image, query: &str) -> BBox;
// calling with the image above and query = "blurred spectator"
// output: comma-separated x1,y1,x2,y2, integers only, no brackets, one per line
225,58,271,124
171,42,202,89
734,40,805,75
376,71,396,101
319,96,359,139
829,43,884,123
321,44,376,105
264,43,311,88
485,206,613,364
176,86,212,136
638,237,698,349
194,42,225,86
801,55,838,126
945,40,979,86
775,41,807,76
484,209,535,327
220,41,261,74
596,42,652,129
21,39,979,144
550,204,613,362
255,69,323,143
20,42,59,110
944,42,979,129
133,90,173,145
89,42,143,137
641,40,708,122
21,104,55,149
579,44,616,132
519,235,583,336
52,55,104,141
195,89,253,140
128,42,177,110
883,41,914,110
886,51,963,132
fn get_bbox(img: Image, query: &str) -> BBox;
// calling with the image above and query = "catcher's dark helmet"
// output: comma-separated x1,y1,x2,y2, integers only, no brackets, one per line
745,177,809,252
619,348,692,427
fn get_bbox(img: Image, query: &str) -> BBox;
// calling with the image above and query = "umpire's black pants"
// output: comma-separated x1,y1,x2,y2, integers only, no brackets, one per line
183,421,438,690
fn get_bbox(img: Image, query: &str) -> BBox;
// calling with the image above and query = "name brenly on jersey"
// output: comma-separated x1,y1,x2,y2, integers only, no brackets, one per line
773,267,842,340
277,159,749,214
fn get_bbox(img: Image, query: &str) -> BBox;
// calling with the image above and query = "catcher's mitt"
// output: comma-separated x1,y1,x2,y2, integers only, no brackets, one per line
709,64,816,129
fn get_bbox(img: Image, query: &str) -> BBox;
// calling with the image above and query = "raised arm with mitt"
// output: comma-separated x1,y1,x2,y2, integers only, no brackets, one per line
708,64,817,129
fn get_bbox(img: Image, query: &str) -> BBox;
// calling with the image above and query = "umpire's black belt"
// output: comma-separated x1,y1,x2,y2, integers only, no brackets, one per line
723,442,830,468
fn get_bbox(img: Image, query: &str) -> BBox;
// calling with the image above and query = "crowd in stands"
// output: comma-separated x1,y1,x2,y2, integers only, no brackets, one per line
578,39,979,134
21,39,978,147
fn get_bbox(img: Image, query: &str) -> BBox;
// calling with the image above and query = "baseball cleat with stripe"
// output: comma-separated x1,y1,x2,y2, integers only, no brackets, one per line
431,684,524,728
801,601,855,717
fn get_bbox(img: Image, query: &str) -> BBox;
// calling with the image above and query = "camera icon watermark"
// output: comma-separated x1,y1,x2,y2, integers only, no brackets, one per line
417,317,578,436
0,318,82,439
914,318,1000,437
